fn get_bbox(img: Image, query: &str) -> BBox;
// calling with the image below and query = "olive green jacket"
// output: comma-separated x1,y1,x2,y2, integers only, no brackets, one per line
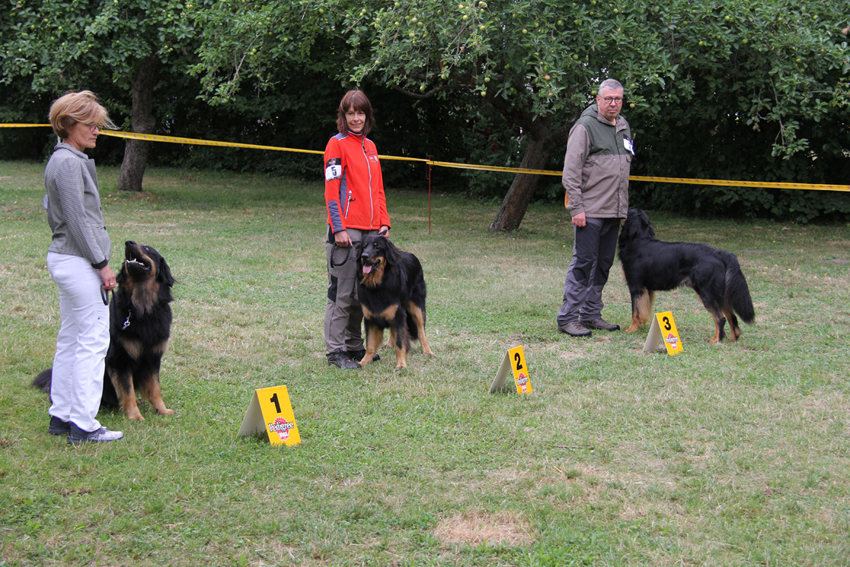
562,104,633,219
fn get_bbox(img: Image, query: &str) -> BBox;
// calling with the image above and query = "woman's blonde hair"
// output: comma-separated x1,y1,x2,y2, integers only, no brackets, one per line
48,90,116,140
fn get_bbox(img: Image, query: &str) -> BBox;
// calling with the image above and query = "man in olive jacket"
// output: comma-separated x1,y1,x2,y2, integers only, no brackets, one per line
557,79,634,337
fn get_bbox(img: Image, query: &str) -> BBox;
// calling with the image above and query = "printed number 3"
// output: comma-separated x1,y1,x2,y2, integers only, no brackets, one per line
663,316,672,331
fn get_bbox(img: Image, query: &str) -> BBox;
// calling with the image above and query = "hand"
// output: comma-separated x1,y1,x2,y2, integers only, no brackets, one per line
99,265,117,290
571,212,587,227
334,229,353,247
379,225,390,237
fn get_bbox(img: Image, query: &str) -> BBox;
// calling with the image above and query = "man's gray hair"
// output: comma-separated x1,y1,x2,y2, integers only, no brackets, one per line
598,79,624,95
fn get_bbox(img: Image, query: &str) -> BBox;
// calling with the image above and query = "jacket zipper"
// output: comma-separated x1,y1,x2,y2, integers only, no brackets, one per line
361,135,374,227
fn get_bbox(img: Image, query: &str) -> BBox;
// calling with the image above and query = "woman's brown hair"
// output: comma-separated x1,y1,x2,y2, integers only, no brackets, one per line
336,90,374,136
48,90,116,140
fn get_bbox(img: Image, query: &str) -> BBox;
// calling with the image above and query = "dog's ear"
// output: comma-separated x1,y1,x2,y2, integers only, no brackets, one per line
638,209,655,238
384,238,401,266
157,255,176,287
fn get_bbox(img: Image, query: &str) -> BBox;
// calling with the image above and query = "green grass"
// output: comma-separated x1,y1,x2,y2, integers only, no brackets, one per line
1,160,849,566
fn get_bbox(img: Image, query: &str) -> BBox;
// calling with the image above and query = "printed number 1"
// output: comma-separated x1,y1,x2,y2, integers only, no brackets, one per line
269,393,281,414
663,316,672,331
514,352,523,371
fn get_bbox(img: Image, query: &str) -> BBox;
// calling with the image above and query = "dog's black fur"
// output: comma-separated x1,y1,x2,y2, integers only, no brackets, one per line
356,234,434,368
618,208,755,342
33,241,176,419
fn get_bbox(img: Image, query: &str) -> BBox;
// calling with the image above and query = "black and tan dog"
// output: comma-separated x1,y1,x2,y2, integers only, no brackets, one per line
34,241,176,420
356,234,434,369
618,208,755,342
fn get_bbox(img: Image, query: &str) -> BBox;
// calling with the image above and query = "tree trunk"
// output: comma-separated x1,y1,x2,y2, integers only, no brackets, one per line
488,136,553,232
118,56,161,192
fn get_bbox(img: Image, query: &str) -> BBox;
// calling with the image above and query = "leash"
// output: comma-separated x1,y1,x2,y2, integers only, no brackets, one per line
329,229,388,268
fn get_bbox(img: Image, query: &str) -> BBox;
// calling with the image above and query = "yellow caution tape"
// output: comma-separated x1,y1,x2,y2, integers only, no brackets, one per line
4,123,848,192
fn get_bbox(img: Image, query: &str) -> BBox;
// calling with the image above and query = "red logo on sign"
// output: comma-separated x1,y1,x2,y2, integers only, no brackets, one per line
268,417,293,442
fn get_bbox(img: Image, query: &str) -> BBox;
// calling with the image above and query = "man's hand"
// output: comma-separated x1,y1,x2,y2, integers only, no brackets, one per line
571,212,587,227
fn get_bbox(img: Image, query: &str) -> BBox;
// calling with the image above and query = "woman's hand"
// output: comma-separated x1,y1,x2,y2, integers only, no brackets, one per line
99,265,117,290
334,229,353,247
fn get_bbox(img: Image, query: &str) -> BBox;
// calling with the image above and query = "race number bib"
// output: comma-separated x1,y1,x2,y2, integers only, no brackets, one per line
325,158,342,181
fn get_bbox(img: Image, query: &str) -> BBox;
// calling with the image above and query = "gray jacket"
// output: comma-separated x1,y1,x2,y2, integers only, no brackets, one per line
44,142,111,268
562,104,633,219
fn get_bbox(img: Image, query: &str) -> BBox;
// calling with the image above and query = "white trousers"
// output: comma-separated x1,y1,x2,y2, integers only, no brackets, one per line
47,252,110,432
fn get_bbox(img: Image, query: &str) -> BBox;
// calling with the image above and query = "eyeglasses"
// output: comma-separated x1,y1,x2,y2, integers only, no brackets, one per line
84,122,101,132
601,97,623,104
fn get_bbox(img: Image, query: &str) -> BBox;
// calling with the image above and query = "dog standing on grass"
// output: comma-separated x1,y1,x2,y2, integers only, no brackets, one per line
617,208,755,342
356,234,434,369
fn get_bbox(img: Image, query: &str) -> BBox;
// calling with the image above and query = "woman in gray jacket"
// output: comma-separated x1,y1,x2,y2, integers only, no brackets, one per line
44,90,123,444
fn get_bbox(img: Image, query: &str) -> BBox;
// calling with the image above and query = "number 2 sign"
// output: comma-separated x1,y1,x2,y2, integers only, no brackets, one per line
490,345,533,394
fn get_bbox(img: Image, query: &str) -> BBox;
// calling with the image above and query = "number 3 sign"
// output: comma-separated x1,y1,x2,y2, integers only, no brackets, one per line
643,311,684,355
237,385,301,446
490,345,533,394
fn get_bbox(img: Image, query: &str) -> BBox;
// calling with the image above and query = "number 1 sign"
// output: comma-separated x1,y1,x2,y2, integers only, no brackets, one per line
490,345,533,394
237,385,301,446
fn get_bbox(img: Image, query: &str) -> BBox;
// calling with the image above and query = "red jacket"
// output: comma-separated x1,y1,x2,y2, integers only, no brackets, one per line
324,132,390,234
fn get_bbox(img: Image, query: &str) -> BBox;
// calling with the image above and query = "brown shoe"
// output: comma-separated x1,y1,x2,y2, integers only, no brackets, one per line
558,321,592,337
583,318,620,331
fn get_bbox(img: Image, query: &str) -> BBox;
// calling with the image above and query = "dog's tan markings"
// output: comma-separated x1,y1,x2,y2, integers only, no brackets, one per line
109,369,144,421
143,374,175,416
361,257,386,287
380,304,398,322
626,289,653,332
407,303,435,357
120,338,143,361
152,340,169,357
723,306,742,341
359,325,385,367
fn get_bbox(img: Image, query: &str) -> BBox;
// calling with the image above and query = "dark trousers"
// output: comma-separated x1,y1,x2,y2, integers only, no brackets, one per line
557,217,620,325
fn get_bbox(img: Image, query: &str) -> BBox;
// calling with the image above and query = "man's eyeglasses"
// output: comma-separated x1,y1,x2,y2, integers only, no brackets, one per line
601,97,623,104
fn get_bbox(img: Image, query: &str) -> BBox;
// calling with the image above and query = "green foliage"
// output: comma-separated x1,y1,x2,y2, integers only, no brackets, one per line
0,0,206,93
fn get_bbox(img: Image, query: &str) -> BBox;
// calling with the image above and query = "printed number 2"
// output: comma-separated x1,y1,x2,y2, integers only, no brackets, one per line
514,352,524,371
662,316,672,331
269,393,281,414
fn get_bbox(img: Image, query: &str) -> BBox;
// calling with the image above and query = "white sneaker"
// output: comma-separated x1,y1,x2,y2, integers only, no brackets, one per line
68,426,124,444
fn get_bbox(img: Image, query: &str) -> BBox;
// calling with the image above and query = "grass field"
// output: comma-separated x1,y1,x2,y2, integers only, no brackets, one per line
1,160,849,566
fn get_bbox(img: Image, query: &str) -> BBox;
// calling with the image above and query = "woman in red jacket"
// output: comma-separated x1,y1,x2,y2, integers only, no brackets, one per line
323,90,391,369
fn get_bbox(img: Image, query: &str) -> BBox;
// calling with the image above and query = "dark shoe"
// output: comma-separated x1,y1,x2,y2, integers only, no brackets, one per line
48,416,71,436
68,424,124,444
558,321,592,337
327,351,361,370
583,318,620,331
348,349,380,363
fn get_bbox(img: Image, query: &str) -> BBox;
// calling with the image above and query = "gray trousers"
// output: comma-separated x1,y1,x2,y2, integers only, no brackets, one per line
323,228,373,356
557,217,620,325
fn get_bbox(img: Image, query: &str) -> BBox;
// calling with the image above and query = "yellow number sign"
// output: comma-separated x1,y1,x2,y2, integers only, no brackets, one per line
237,385,301,446
490,345,533,394
643,311,684,355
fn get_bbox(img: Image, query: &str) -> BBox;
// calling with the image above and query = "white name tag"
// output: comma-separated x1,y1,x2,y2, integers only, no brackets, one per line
623,137,634,155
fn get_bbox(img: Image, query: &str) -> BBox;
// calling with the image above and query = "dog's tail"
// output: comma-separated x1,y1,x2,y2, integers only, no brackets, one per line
723,252,755,324
32,368,53,393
